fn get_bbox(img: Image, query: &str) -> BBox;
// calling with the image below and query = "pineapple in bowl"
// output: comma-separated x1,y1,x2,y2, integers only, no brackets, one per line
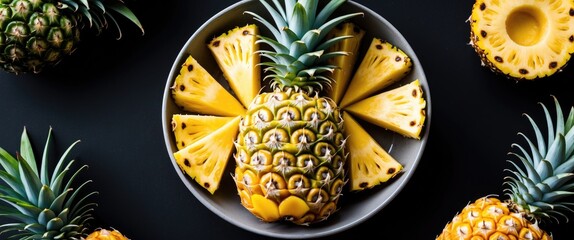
162,0,430,238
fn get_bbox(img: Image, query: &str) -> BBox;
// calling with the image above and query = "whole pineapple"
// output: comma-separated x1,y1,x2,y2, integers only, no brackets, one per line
437,96,574,239
0,0,143,74
0,128,97,239
232,0,361,225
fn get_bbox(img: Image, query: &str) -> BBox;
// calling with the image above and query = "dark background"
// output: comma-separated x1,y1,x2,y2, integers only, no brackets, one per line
1,0,574,239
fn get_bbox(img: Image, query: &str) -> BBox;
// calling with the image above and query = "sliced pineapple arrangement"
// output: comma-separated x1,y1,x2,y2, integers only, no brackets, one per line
469,0,574,80
168,0,427,225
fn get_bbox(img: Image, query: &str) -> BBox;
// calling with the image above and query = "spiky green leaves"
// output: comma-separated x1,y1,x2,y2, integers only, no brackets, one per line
245,0,362,93
505,96,574,222
0,128,97,240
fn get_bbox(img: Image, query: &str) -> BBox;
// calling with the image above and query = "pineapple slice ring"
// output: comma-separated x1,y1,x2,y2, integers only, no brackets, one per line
469,0,574,80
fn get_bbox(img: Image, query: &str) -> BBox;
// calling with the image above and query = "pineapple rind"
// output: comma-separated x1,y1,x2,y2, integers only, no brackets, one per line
233,90,346,224
470,0,574,80
171,114,235,150
436,197,551,240
342,112,403,191
340,38,412,108
345,80,426,139
171,55,246,117
208,24,261,108
326,22,366,104
174,116,241,194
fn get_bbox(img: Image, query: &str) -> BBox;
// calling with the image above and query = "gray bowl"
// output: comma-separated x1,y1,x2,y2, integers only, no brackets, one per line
161,0,431,238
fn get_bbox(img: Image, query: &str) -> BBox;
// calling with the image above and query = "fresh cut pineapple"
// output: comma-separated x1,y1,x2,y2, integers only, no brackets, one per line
172,114,236,150
340,38,412,108
174,116,241,194
345,80,426,139
469,0,574,80
209,24,261,108
343,112,403,191
437,97,574,239
325,22,366,104
171,55,246,116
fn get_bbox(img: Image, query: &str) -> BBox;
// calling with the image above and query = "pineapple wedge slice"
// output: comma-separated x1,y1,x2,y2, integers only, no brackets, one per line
345,80,426,139
172,114,236,150
171,55,246,116
174,116,241,194
343,112,403,191
340,38,412,108
209,24,261,108
326,22,365,104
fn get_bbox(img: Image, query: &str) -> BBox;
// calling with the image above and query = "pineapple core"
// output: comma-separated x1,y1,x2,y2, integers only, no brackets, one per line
506,6,548,46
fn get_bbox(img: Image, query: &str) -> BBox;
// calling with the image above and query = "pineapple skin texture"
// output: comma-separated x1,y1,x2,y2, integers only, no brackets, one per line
233,89,346,225
85,229,129,240
437,197,551,240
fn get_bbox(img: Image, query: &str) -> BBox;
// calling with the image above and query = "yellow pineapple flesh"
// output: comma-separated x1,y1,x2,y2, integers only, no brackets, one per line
325,22,366,104
343,112,403,191
469,0,574,80
172,114,236,150
171,55,246,116
174,116,241,194
345,80,426,139
340,38,412,108
208,24,261,108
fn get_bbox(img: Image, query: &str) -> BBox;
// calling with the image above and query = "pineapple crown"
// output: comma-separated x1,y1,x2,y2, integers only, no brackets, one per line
57,0,144,38
245,0,362,93
504,96,574,222
0,128,97,239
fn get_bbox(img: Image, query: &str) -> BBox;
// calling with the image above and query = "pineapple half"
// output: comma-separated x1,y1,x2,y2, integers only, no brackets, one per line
85,229,129,240
469,0,574,80
437,96,574,239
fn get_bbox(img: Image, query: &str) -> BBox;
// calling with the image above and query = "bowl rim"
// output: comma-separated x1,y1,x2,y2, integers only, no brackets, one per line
161,0,432,238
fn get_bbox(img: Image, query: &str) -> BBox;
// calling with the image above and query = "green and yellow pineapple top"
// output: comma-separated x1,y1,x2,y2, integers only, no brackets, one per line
438,97,574,239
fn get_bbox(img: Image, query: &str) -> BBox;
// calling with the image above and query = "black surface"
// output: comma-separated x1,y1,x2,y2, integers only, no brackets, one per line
1,0,574,239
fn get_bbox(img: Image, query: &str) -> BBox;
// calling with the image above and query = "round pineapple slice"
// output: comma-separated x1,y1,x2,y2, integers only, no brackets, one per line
469,0,574,80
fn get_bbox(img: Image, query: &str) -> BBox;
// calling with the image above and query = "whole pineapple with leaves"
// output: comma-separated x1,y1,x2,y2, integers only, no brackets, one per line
0,0,144,74
437,96,574,239
469,0,574,80
231,0,361,225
